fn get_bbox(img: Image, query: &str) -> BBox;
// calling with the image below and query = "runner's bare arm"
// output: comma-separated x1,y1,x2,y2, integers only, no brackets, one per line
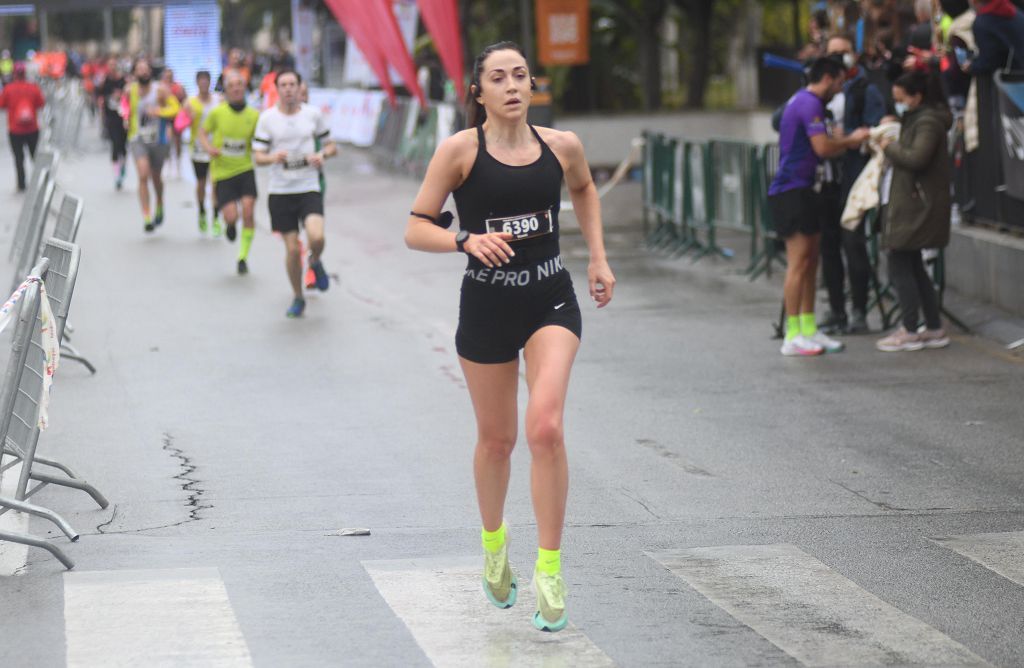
547,129,615,308
198,126,218,157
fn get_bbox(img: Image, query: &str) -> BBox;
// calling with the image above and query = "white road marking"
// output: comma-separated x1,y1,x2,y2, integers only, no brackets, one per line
364,556,615,668
648,544,990,667
0,461,29,576
932,530,1024,587
64,568,253,667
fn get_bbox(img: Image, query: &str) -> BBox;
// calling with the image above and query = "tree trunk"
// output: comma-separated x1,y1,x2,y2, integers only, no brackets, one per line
641,10,663,111
730,0,762,109
683,0,713,109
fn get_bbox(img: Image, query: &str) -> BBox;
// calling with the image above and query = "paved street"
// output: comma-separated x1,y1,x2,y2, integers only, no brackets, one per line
1,128,1023,667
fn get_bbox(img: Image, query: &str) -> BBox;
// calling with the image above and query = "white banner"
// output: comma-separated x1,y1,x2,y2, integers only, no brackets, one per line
342,0,418,87
308,87,387,147
163,1,222,97
291,0,316,84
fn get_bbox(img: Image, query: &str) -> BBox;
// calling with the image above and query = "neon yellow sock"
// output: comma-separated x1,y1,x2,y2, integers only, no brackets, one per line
536,547,561,576
786,315,801,341
481,522,506,554
800,312,817,337
238,227,255,261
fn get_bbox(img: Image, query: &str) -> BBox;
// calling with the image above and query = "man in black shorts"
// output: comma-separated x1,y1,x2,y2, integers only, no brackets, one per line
767,57,869,356
253,69,336,318
199,72,259,274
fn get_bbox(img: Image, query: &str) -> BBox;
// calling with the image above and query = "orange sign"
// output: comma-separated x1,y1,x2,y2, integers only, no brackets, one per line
536,0,590,66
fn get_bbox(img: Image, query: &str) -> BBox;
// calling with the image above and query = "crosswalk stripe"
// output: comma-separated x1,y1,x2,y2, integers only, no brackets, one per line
64,567,253,667
364,556,615,667
648,544,990,667
932,530,1024,587
0,462,29,577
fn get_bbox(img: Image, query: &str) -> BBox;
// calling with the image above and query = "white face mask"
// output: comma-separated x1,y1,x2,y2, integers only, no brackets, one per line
894,102,909,117
843,53,856,70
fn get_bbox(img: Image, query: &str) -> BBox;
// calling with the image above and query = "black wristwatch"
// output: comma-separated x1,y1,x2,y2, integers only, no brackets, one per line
455,230,470,253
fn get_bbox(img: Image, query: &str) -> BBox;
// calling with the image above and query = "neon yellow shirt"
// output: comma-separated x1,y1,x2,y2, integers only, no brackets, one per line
187,93,218,154
203,102,259,182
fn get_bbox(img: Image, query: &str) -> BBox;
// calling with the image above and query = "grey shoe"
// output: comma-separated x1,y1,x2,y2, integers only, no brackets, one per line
846,309,870,335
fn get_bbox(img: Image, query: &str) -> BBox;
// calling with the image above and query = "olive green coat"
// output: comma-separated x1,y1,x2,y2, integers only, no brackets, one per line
881,105,953,250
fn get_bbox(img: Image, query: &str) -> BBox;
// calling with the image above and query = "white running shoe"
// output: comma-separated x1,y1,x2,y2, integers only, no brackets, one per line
780,335,824,357
808,330,845,353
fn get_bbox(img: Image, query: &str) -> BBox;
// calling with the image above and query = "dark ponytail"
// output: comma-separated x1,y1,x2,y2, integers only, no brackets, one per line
466,40,529,127
893,70,947,109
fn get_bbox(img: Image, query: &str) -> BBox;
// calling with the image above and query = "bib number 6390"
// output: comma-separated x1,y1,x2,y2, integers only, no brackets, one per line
485,208,553,241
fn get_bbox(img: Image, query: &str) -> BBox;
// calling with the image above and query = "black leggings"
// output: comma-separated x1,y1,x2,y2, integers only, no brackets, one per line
888,249,941,331
106,114,127,162
9,130,38,190
820,187,871,316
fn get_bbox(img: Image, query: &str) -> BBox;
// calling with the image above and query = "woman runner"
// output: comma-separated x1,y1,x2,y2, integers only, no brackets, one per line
404,42,615,632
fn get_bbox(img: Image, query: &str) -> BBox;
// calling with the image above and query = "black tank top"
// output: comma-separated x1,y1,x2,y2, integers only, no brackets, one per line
453,125,563,268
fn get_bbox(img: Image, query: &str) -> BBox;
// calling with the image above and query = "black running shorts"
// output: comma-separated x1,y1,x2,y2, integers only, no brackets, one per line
192,160,210,180
215,170,258,204
456,259,582,364
767,186,822,239
268,192,324,233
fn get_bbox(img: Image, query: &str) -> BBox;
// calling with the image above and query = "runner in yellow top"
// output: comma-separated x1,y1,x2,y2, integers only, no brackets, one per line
124,58,180,232
199,71,260,275
186,70,221,235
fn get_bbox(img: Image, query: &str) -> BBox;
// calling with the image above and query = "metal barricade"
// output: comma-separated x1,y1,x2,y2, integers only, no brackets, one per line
10,171,55,295
0,261,76,570
9,164,53,263
53,193,83,245
2,239,107,507
748,143,787,281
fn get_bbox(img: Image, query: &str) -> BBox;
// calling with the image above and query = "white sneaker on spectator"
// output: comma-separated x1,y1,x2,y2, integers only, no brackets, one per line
917,326,950,349
808,330,845,353
781,335,824,357
876,327,925,352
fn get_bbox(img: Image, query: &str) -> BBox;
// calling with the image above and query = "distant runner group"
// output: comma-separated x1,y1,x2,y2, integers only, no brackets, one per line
96,58,336,318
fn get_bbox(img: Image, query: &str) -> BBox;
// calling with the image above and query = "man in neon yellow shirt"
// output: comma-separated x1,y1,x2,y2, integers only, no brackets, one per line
187,70,221,235
199,71,259,275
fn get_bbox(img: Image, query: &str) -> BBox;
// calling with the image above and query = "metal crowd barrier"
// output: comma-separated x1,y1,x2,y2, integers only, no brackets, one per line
49,203,95,375
10,167,55,294
8,151,58,263
0,240,107,570
39,79,86,153
371,97,460,178
641,131,964,335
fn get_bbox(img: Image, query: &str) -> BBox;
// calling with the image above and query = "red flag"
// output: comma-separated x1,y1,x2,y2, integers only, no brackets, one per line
366,0,427,107
416,0,465,100
324,0,398,106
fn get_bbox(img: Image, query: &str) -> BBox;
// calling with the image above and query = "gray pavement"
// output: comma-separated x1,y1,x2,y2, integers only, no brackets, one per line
0,123,1023,667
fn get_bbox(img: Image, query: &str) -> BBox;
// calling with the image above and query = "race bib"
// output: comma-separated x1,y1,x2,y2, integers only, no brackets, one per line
485,209,553,241
137,124,157,143
107,96,120,111
283,156,308,170
221,138,246,157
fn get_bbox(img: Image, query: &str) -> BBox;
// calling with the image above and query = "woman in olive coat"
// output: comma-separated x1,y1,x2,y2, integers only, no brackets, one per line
876,70,954,352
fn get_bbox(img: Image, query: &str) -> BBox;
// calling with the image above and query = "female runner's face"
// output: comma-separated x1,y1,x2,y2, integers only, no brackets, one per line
477,50,531,123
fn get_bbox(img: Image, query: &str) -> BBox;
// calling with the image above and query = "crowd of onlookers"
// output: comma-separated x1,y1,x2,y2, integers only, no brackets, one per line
769,0,1024,357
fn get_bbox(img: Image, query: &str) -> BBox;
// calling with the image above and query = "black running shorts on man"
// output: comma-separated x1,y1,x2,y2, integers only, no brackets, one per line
215,169,257,204
768,186,822,239
451,125,582,365
268,191,324,233
192,160,210,180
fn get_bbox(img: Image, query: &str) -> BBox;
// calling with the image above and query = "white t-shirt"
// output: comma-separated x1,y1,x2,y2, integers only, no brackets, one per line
253,103,330,194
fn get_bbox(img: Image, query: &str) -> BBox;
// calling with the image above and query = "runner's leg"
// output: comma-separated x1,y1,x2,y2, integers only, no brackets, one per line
304,213,325,261
522,326,579,551
135,154,152,222
283,231,303,298
460,357,520,533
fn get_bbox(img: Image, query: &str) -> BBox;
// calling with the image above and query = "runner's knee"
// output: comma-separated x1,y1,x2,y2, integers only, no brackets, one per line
477,433,517,459
526,412,563,454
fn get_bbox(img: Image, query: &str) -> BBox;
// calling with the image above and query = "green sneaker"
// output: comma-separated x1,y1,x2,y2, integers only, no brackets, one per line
211,217,223,238
482,543,517,609
198,212,208,233
532,569,568,632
